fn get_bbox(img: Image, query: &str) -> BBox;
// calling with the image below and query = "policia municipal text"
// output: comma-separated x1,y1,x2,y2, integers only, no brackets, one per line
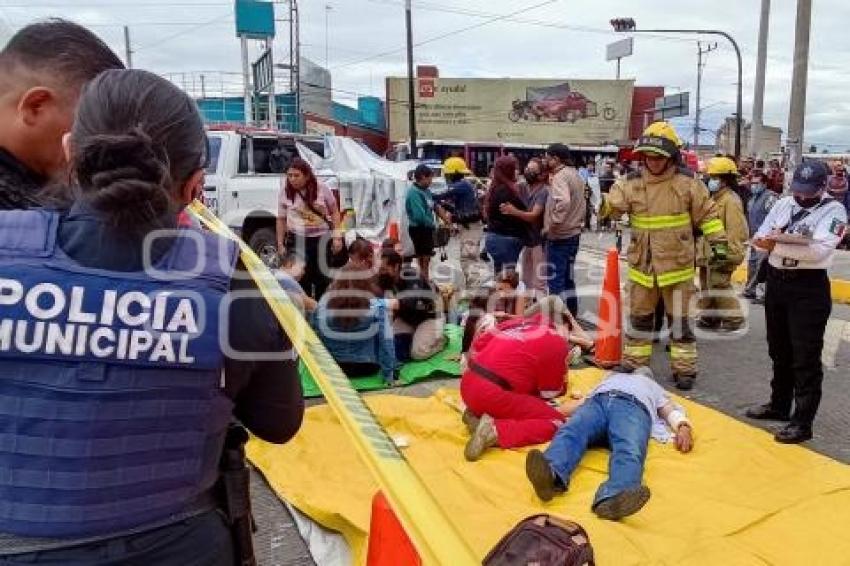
0,28,303,565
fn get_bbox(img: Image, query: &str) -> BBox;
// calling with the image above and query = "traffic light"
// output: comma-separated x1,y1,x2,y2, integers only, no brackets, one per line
610,18,636,32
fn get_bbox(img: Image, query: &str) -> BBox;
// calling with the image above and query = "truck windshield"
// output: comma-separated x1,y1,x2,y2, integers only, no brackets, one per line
205,135,222,174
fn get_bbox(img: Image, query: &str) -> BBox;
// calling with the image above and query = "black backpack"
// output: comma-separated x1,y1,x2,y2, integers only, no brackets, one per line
396,267,438,327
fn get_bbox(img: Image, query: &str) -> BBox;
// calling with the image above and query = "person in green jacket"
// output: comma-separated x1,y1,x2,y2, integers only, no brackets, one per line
406,164,450,279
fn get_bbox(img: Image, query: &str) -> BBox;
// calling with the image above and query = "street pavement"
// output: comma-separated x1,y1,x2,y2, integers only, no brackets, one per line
250,229,850,564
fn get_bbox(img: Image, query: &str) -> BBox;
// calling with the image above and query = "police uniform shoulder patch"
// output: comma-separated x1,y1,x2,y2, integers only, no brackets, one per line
676,167,696,178
626,171,642,181
829,217,847,238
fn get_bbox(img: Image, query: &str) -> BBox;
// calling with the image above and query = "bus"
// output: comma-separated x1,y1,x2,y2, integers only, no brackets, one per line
389,139,620,177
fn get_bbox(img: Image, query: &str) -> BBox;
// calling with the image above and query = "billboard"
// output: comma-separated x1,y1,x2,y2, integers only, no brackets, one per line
387,77,634,145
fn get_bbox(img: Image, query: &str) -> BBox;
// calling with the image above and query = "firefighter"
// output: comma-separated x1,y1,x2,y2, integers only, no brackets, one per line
696,157,748,331
600,122,728,390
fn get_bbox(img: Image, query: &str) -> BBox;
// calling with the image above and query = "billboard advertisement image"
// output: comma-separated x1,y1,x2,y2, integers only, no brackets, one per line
387,77,634,145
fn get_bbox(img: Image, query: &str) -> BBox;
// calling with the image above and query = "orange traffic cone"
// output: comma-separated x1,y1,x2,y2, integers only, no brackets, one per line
366,491,421,566
388,221,400,242
592,247,622,368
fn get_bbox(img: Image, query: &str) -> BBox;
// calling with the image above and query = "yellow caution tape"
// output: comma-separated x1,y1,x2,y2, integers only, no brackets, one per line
187,201,478,565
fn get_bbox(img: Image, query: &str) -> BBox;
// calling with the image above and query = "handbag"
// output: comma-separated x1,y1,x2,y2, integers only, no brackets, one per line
302,194,349,269
483,514,595,566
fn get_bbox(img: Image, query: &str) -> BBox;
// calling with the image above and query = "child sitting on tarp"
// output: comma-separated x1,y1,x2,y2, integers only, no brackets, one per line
462,303,586,461
313,263,397,385
525,366,694,521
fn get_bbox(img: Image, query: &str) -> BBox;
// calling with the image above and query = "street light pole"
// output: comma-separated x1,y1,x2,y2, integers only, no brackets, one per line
611,19,744,159
405,0,417,160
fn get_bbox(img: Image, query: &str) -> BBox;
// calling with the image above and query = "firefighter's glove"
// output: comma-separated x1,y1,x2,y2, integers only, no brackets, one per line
709,241,729,265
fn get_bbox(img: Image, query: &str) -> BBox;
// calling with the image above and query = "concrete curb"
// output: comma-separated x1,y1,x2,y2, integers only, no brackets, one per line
732,265,850,305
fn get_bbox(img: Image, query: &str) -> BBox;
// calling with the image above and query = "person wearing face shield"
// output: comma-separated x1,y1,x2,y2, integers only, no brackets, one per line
598,122,728,390
745,160,847,444
696,157,748,331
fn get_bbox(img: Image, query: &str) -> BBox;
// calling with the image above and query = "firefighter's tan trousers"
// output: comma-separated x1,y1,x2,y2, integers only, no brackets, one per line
623,280,698,377
697,266,744,328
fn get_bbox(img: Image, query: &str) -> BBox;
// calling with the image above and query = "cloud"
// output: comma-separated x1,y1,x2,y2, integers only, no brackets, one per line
5,0,848,147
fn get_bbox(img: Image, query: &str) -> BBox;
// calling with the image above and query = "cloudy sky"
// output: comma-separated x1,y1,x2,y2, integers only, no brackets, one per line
1,0,848,150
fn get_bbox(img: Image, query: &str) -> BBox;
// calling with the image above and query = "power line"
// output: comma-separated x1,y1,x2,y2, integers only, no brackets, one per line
331,0,558,71
133,11,232,51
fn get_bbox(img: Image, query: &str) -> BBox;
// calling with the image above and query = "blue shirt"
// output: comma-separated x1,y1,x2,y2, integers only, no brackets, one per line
437,179,479,221
589,372,683,442
313,297,397,383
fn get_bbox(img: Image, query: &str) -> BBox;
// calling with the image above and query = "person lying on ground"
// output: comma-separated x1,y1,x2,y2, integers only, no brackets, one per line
313,263,397,384
462,311,582,461
525,366,693,521
378,248,447,363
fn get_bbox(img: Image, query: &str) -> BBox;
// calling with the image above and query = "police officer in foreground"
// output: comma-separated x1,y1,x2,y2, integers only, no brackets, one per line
600,122,728,390
746,161,847,444
0,69,303,563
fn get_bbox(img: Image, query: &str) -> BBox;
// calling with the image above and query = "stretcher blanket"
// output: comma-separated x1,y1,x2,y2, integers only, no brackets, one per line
298,324,462,398
249,368,850,565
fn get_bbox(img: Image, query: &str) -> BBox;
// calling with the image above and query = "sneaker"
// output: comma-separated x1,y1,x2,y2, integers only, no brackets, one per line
525,449,561,502
461,409,480,435
464,414,498,461
593,486,651,520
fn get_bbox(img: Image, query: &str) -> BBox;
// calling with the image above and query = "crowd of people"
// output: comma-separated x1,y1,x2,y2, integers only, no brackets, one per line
0,16,848,561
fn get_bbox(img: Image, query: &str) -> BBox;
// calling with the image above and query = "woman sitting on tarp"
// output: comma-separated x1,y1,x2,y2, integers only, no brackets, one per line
461,299,585,462
313,263,397,385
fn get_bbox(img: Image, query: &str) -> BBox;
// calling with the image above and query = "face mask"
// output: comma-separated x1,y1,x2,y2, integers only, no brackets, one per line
794,195,821,208
751,183,765,195
523,171,539,184
707,179,722,193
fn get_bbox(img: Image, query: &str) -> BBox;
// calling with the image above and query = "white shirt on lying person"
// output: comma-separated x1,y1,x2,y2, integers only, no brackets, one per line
588,370,690,443
754,194,847,270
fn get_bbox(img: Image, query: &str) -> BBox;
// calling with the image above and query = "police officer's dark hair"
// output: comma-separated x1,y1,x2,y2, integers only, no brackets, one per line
446,172,464,183
71,69,207,230
0,19,124,87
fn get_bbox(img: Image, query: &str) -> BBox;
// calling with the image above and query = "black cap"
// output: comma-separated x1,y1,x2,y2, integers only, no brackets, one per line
791,160,830,194
546,143,572,162
413,163,434,181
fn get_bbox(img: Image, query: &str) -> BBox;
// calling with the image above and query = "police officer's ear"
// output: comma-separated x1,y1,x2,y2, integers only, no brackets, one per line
179,169,205,205
16,86,61,127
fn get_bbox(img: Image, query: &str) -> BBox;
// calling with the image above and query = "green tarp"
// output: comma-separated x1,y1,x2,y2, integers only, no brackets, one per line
299,324,463,398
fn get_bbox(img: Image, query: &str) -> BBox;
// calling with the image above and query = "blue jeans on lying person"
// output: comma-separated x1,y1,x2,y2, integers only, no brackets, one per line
485,232,524,274
544,391,652,507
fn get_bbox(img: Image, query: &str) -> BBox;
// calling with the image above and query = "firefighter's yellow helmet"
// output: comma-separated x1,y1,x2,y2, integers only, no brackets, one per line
706,156,739,177
443,156,471,175
634,121,682,158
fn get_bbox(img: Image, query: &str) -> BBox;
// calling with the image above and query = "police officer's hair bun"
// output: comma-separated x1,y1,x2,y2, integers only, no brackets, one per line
75,127,172,228
70,68,207,231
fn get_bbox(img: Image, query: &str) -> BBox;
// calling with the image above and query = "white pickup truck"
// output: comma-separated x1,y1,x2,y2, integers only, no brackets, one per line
203,128,326,264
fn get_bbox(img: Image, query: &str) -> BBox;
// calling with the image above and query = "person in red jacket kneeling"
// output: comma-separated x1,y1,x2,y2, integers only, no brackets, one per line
461,311,581,461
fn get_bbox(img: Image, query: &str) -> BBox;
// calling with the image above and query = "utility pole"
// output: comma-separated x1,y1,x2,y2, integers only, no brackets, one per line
787,0,812,172
324,4,332,68
200,74,206,99
750,0,770,158
405,0,417,159
694,41,717,147
123,26,133,69
240,36,252,125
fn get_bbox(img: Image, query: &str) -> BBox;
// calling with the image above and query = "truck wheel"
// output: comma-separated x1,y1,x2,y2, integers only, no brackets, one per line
508,110,522,122
248,227,279,267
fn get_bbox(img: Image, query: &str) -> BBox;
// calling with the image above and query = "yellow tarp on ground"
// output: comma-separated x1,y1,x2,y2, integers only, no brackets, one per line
248,369,850,565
